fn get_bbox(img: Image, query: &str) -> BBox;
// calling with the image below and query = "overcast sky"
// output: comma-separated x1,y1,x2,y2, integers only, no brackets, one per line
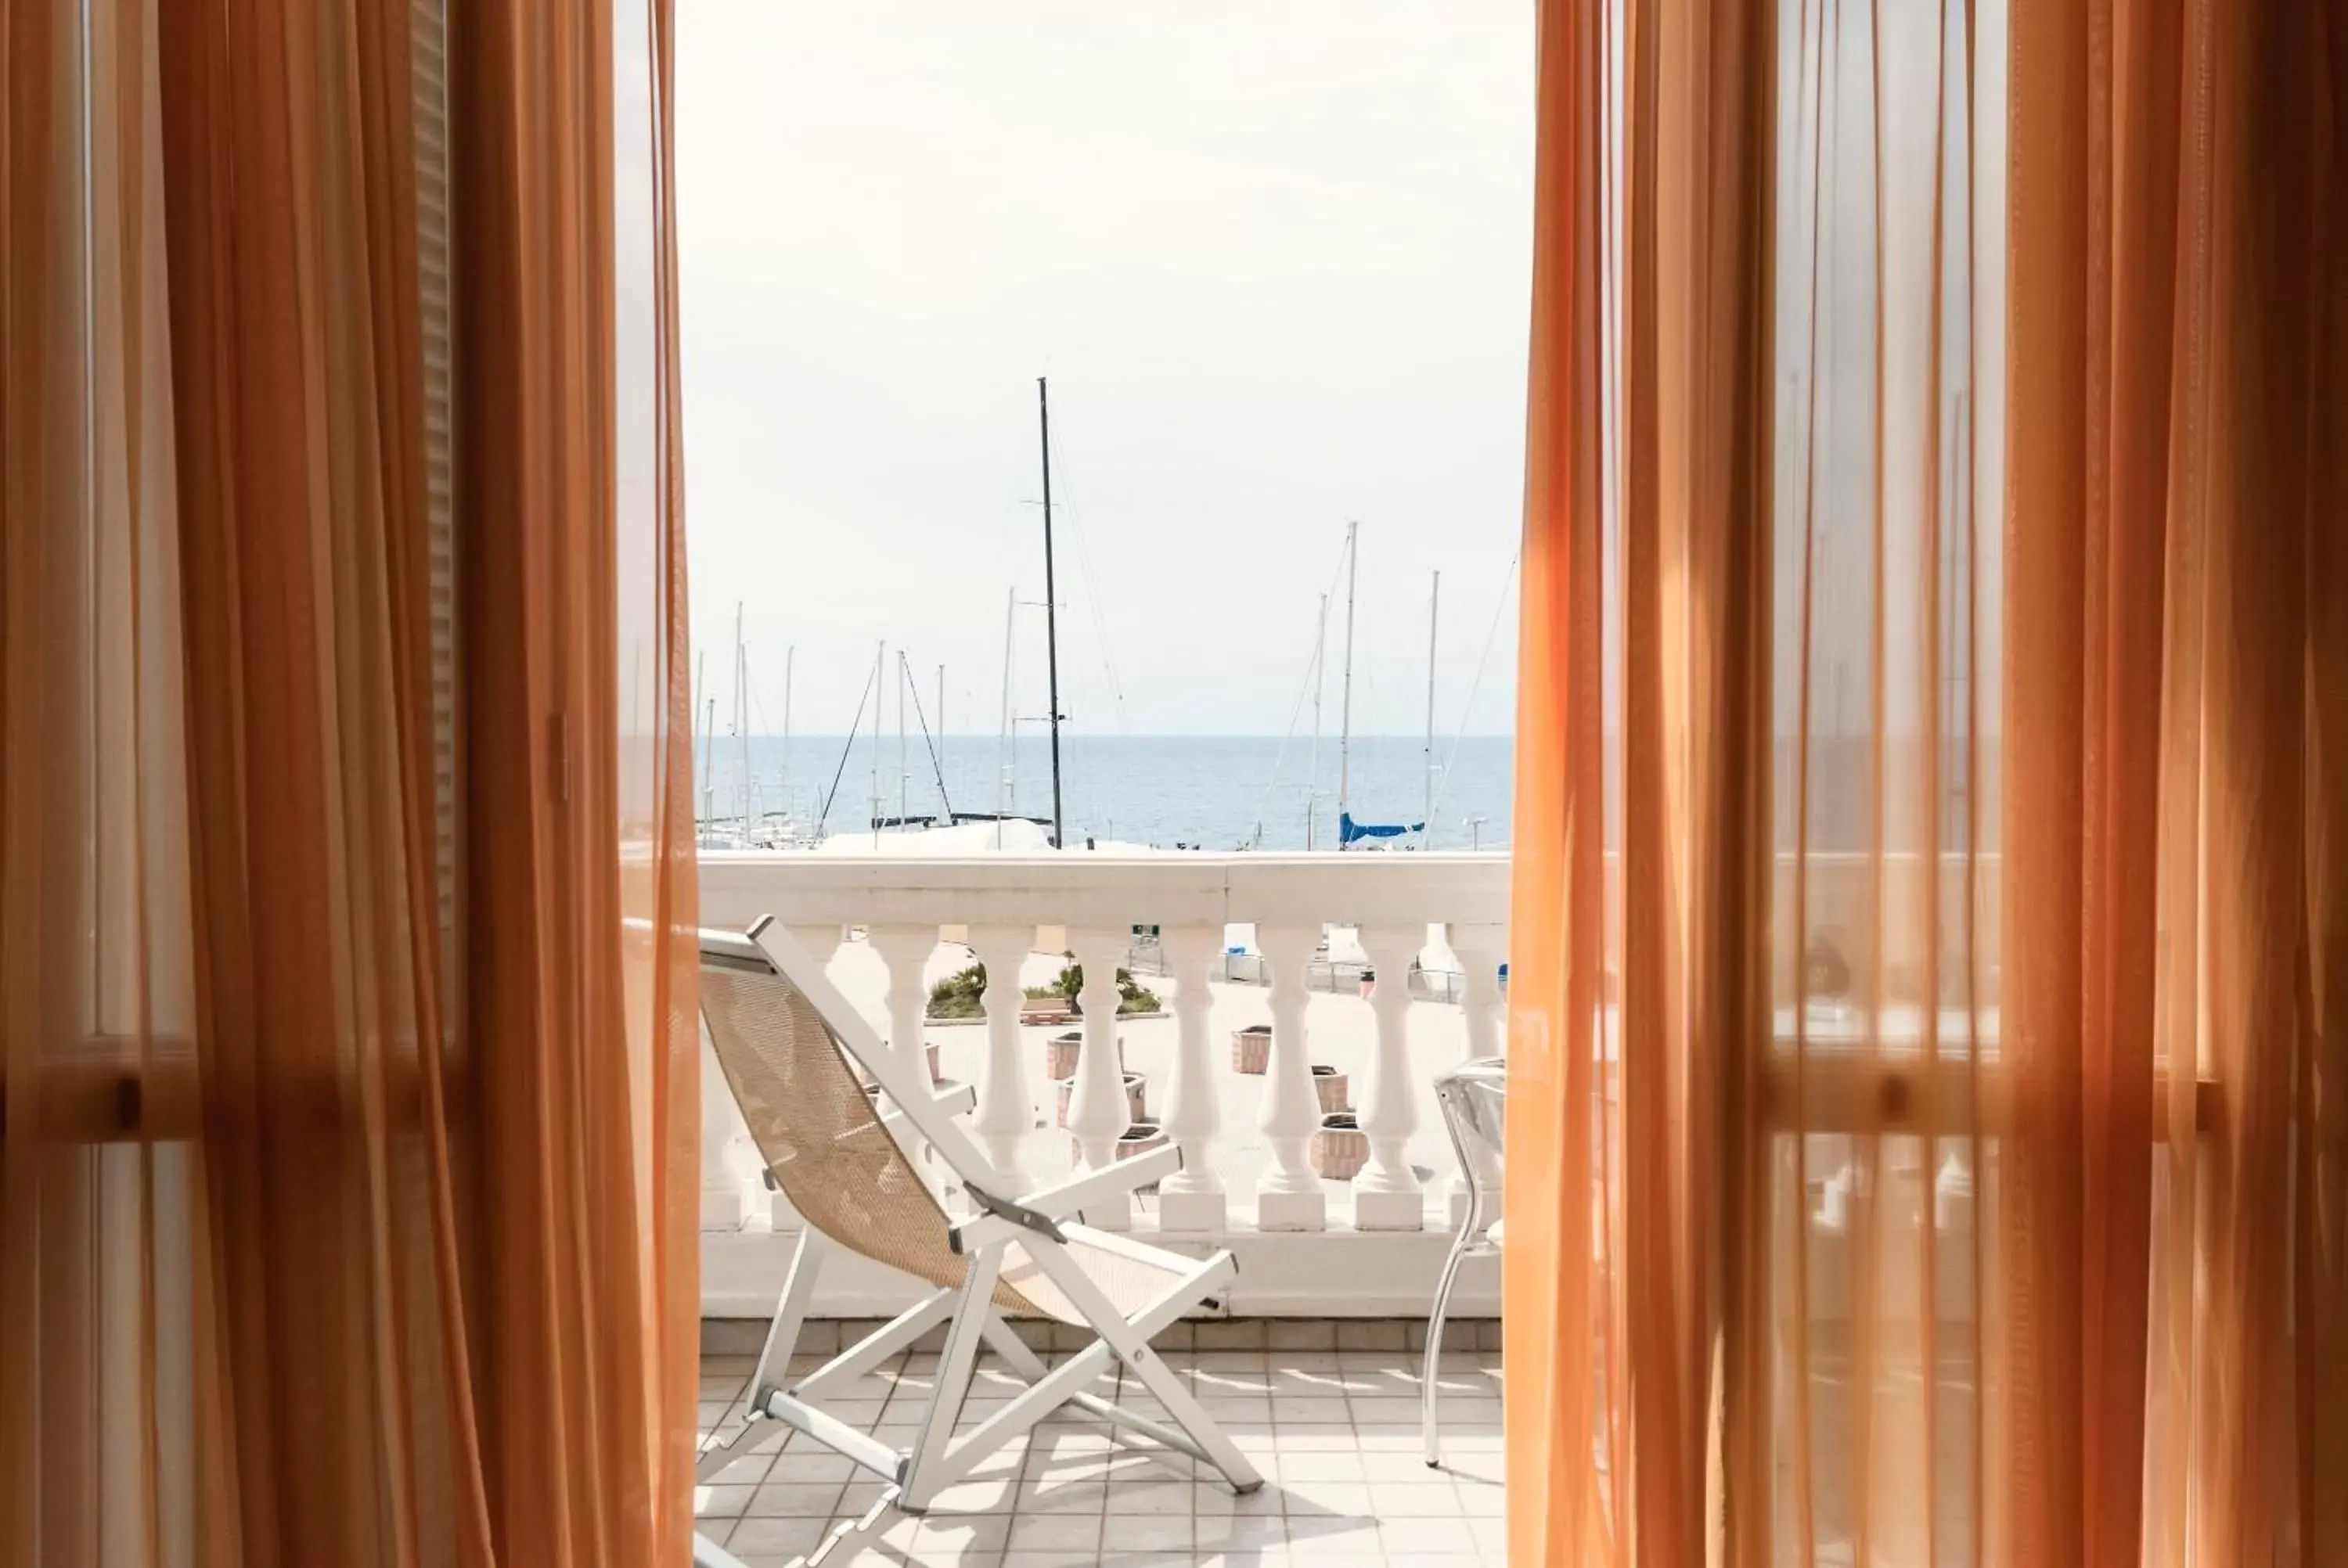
676,2,1534,739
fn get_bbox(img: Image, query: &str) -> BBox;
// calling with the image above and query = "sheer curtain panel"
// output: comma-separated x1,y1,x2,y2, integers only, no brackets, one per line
1505,0,2344,1562
0,1,699,1563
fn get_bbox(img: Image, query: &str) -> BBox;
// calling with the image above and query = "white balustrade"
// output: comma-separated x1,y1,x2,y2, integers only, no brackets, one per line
868,923,938,1083
1155,923,1225,1232
1446,920,1508,1226
701,1028,752,1230
694,852,1514,1250
1255,921,1327,1231
1353,922,1426,1229
1065,924,1133,1229
968,923,1038,1180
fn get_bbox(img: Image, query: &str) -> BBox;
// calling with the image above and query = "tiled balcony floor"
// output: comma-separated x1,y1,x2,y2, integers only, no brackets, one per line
695,1328,1506,1566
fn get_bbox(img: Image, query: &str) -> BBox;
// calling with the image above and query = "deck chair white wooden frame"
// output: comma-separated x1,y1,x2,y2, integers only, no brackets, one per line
693,916,1262,1550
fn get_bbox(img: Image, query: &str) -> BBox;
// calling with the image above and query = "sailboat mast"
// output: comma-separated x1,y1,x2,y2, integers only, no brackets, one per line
937,663,948,817
1424,570,1439,847
997,587,1015,850
1038,376,1065,848
897,651,909,827
734,602,751,839
780,645,794,827
870,640,884,847
1308,591,1327,851
1336,520,1359,849
693,648,707,833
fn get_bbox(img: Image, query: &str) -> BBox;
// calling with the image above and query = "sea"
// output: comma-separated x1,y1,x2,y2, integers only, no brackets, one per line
697,732,1515,852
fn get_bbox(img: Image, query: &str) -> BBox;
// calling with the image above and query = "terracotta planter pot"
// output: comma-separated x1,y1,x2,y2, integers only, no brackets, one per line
1115,1122,1169,1160
1311,1112,1369,1181
1057,1071,1147,1129
1046,1030,1123,1082
1231,1024,1272,1074
1311,1065,1350,1117
1071,1122,1170,1176
1358,970,1377,998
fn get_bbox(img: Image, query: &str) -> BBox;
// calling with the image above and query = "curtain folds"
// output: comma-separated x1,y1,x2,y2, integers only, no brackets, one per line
1507,0,2343,1562
2,0,697,1563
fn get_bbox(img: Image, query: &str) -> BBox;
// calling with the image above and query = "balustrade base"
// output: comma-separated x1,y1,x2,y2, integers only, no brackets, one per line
1443,1180,1503,1232
702,1186,742,1231
1156,1189,1228,1233
1351,1188,1426,1230
1254,1189,1327,1232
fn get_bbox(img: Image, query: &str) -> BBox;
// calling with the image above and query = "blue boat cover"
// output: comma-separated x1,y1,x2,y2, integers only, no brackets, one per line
1338,811,1425,845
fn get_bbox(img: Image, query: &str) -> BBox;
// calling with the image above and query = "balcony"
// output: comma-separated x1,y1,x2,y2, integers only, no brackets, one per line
697,851,1514,1322
693,851,1511,1562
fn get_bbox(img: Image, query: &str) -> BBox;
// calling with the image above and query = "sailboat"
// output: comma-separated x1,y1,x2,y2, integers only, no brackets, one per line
1333,523,1428,851
692,606,818,851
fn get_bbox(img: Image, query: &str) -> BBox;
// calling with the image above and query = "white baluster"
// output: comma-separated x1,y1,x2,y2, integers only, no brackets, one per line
1353,923,1426,1229
970,923,1039,1181
1255,921,1327,1231
1156,924,1226,1232
1446,920,1507,1227
701,1027,750,1231
789,924,844,971
870,923,939,1083
1066,925,1136,1230
1066,926,1133,1229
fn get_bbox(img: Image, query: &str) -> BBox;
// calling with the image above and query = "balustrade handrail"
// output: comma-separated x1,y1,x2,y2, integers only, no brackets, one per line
698,849,1514,933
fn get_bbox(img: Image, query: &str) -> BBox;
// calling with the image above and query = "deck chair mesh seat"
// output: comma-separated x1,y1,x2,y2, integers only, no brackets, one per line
698,963,1194,1328
693,919,1259,1561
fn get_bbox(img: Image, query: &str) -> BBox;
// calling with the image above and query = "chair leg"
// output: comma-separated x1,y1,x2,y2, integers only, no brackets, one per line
693,1410,776,1483
698,1228,830,1482
1024,1245,1262,1494
796,1288,956,1398
978,1310,1052,1382
1421,1224,1476,1468
751,1227,830,1406
899,1245,1005,1512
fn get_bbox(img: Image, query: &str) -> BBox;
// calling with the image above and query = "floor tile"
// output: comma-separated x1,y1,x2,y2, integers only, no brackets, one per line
720,1515,829,1555
1101,1481,1189,1515
1104,1513,1193,1550
745,1481,844,1516
1195,1513,1288,1549
1272,1451,1363,1482
1005,1512,1105,1552
915,1512,1014,1552
1014,1480,1109,1515
1370,1481,1466,1517
925,1479,1015,1513
766,1451,858,1484
693,1483,753,1519
1279,1479,1376,1517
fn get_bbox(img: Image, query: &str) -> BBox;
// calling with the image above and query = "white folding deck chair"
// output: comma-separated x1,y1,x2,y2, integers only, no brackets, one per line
694,917,1262,1553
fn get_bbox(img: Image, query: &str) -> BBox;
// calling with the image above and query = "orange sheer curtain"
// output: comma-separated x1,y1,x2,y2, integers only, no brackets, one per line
1507,0,2343,1562
2,0,697,1563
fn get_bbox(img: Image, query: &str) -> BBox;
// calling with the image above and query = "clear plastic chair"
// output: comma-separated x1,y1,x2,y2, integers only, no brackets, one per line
1423,1054,1505,1468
